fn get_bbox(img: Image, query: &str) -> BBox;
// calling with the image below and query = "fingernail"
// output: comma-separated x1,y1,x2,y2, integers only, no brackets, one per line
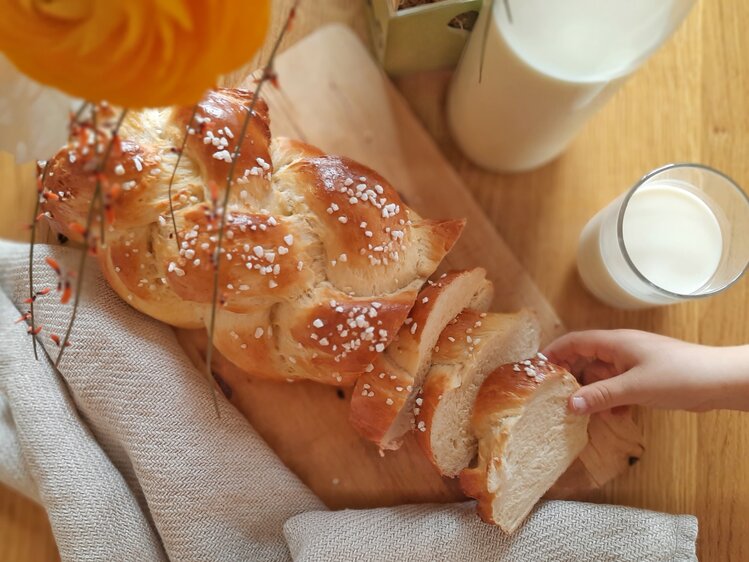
571,396,587,413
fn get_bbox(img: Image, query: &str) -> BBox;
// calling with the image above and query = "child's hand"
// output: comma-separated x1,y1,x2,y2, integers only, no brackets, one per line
543,329,749,415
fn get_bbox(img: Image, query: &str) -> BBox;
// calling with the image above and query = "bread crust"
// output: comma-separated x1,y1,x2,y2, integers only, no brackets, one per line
40,88,464,384
415,365,453,466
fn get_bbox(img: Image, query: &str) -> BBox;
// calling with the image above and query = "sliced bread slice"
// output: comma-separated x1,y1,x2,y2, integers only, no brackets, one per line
417,309,540,476
460,358,589,533
349,269,493,450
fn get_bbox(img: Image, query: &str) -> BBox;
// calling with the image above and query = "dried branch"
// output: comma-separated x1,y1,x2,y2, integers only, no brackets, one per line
167,105,199,252
54,108,128,367
27,160,52,360
70,101,91,136
27,101,91,359
203,0,299,414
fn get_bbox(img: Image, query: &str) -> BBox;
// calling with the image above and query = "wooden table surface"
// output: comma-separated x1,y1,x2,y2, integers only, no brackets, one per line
1,1,748,561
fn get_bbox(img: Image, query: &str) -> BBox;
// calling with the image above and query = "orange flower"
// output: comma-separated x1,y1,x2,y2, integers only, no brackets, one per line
0,0,269,108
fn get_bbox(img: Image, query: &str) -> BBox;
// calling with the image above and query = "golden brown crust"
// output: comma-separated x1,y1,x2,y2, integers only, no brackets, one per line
459,459,499,525
421,218,466,262
470,357,565,435
413,366,452,465
98,230,206,329
348,355,414,446
174,89,273,206
432,309,487,362
42,138,156,239
154,207,310,307
293,296,411,369
40,88,464,385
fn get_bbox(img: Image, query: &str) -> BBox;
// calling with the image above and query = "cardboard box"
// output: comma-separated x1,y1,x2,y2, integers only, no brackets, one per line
367,0,483,76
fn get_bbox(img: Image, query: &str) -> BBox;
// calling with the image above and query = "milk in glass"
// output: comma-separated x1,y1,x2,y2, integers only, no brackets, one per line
577,182,724,308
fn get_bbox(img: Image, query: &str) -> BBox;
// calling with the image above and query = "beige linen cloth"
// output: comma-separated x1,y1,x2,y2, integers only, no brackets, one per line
0,240,697,561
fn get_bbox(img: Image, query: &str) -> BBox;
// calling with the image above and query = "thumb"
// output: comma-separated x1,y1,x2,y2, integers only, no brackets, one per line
568,370,642,415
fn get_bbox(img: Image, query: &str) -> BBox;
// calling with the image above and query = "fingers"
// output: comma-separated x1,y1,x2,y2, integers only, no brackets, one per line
568,367,644,415
543,329,642,371
546,330,670,414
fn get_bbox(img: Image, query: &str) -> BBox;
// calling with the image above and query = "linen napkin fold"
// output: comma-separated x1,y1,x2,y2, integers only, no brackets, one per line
0,240,698,562
284,502,698,562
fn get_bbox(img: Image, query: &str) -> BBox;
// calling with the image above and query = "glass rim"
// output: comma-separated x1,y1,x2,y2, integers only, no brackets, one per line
616,162,749,300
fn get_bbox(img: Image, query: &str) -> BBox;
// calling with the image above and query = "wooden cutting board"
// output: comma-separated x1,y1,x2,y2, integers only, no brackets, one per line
179,23,568,510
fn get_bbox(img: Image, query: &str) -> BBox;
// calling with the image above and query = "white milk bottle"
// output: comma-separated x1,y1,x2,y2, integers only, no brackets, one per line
447,0,695,172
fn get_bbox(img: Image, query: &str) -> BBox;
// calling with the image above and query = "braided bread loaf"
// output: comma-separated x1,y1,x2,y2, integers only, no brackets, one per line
40,88,613,531
40,88,463,385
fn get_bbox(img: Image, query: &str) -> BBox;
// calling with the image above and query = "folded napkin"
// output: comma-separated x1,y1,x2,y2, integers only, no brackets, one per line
0,240,698,562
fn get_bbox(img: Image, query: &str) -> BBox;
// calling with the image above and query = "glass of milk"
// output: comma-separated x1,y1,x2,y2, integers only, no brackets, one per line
577,164,749,309
447,0,696,172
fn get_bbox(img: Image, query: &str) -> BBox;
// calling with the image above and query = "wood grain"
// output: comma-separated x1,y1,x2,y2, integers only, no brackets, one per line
1,1,748,561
